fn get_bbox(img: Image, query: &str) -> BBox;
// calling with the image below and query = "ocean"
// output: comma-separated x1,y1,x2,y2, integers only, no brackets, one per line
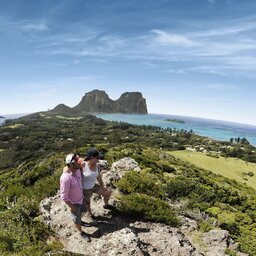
1,113,256,146
0,113,30,125
95,113,256,146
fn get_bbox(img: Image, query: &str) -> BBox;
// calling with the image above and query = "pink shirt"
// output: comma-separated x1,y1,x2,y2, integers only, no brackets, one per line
60,169,83,205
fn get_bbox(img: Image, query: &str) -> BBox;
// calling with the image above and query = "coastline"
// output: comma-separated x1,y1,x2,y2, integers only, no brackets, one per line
95,113,256,146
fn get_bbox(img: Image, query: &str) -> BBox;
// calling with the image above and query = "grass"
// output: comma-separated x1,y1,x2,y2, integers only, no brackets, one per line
168,150,256,190
56,115,82,120
6,124,24,129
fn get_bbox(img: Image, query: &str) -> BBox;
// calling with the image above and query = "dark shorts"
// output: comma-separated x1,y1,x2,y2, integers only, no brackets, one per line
70,204,86,224
83,184,102,204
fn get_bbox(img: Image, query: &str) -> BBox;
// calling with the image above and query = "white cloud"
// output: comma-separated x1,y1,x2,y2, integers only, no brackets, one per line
192,22,256,37
151,29,199,47
188,66,226,75
27,18,256,79
138,62,157,68
22,21,48,32
168,68,185,74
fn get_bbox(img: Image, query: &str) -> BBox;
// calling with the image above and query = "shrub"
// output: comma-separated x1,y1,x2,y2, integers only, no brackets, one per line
118,193,179,226
224,248,238,256
115,171,166,199
206,207,221,216
198,220,213,232
166,176,196,199
238,225,256,256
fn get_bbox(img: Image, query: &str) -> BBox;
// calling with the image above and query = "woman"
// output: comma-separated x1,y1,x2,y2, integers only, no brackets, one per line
82,148,112,217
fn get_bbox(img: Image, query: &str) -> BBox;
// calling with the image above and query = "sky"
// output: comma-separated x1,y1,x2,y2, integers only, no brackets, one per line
0,0,256,125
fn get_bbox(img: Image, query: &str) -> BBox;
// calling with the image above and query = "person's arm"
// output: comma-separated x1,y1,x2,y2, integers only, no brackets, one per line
62,166,68,173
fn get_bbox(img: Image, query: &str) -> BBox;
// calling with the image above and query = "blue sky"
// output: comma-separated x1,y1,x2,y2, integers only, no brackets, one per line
1,0,256,125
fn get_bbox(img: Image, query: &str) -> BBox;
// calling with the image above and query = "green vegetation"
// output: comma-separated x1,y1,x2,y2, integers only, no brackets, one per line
164,118,185,123
114,145,256,255
118,193,179,226
0,112,256,255
169,150,256,189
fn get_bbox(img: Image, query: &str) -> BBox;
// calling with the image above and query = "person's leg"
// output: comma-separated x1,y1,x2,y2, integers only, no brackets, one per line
83,189,93,216
71,204,91,242
102,189,111,206
94,184,111,206
75,223,82,232
71,204,83,231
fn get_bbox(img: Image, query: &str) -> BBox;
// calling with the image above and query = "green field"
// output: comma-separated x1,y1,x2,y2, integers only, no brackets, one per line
168,150,256,190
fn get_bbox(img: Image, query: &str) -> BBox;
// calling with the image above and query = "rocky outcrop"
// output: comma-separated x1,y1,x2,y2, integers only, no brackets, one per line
40,158,246,256
50,90,148,114
113,92,147,114
73,90,114,113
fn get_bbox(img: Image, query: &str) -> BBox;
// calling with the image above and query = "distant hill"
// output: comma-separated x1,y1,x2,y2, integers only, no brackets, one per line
51,104,72,113
0,116,5,119
50,89,148,114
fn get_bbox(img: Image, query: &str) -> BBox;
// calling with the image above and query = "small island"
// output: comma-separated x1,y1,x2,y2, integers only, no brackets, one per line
0,116,5,119
165,118,185,124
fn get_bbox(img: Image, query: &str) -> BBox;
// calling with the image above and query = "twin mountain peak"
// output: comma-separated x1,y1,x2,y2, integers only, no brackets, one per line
51,90,148,114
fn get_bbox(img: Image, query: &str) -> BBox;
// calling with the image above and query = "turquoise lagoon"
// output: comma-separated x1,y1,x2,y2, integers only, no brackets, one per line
95,113,256,146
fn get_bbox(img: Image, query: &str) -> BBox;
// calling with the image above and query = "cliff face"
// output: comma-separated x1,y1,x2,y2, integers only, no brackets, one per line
51,90,148,114
114,92,147,114
73,90,114,113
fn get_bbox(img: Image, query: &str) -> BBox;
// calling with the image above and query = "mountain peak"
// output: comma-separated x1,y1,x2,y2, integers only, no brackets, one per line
51,90,148,114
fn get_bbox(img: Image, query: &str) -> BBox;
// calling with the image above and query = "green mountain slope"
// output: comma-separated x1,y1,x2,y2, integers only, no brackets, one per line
0,112,256,255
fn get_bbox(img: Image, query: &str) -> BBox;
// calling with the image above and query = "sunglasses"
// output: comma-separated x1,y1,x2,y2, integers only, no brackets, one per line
70,154,78,164
88,156,99,160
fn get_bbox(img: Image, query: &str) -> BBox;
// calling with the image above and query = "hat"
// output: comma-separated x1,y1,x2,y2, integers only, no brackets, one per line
65,154,78,164
85,148,103,160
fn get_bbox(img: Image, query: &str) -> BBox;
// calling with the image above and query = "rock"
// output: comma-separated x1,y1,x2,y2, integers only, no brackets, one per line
130,222,201,256
101,157,141,187
202,230,232,256
113,92,148,114
180,217,198,232
40,193,245,256
51,89,148,114
111,157,141,174
94,228,144,256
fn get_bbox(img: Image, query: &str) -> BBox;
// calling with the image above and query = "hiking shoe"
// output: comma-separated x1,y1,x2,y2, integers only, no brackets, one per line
81,221,90,227
80,231,91,242
103,204,115,210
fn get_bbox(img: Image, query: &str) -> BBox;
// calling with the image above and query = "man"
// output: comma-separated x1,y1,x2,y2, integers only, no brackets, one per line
60,153,91,242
